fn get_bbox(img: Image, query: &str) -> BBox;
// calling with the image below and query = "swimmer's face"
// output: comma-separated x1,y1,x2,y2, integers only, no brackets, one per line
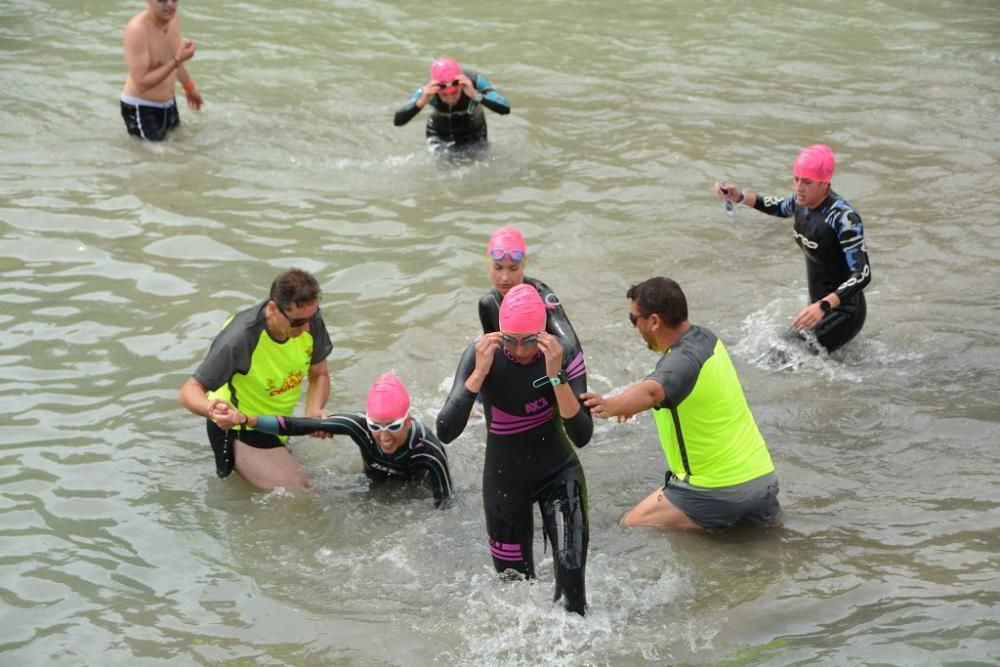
270,299,319,340
793,175,829,208
436,80,462,105
488,258,525,296
501,332,540,364
367,416,411,455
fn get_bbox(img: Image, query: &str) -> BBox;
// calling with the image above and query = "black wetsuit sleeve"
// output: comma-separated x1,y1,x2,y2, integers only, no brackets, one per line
413,429,453,507
254,413,367,440
474,74,510,115
753,193,796,218
393,89,424,127
560,349,593,447
833,210,871,301
478,291,501,333
436,343,479,444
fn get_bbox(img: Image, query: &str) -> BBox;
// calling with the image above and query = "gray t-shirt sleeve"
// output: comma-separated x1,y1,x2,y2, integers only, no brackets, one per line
309,315,333,365
192,319,256,391
646,349,700,409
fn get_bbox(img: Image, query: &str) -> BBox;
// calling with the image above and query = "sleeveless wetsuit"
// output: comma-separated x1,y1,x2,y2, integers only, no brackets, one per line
478,276,582,352
436,342,592,615
394,69,511,147
192,301,333,477
754,190,871,352
254,414,452,507
647,324,780,530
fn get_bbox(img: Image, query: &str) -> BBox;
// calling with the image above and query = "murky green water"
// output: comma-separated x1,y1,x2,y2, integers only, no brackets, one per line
1,1,998,664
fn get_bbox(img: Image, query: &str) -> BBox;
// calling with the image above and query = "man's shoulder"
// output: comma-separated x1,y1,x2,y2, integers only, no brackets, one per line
211,303,267,347
125,10,149,32
661,325,718,366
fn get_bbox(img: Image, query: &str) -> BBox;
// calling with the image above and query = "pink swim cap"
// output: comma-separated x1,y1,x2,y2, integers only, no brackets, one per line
487,226,527,258
499,283,546,333
793,144,836,183
366,373,410,420
430,57,461,83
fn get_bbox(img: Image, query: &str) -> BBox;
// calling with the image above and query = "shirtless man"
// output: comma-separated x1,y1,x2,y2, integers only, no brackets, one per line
121,0,203,141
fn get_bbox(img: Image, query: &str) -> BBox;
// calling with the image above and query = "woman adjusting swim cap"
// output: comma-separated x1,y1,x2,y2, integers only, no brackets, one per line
366,373,410,420
499,283,546,333
430,56,461,84
793,144,836,183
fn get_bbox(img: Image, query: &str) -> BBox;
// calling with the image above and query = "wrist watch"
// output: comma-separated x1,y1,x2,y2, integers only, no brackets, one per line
549,369,568,386
818,299,832,313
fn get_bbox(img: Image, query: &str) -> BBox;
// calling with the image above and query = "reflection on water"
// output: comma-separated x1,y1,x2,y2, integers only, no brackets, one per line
1,0,999,664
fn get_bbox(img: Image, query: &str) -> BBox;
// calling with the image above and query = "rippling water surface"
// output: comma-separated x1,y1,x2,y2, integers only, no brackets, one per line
1,1,998,665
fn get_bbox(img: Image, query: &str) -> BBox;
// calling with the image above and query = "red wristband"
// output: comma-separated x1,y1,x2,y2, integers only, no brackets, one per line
182,79,196,92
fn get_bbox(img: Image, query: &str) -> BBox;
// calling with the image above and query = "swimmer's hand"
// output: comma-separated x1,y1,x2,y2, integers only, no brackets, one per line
537,333,564,378
465,332,501,393
417,79,439,107
456,74,477,98
714,181,744,204
175,39,196,65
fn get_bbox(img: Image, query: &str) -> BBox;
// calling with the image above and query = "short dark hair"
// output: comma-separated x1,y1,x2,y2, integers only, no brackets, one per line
626,277,688,327
269,268,321,309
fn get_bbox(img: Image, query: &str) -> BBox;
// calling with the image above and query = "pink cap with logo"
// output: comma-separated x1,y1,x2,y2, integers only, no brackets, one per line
793,144,836,183
366,373,410,420
499,283,546,333
430,57,461,83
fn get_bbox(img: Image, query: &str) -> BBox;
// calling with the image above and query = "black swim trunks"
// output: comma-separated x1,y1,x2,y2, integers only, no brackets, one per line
120,93,180,141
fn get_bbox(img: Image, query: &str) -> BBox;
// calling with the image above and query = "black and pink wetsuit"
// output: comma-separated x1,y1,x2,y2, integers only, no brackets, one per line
436,342,591,615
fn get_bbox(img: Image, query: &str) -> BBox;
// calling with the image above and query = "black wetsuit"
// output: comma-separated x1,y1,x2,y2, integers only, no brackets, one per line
255,414,452,507
436,343,592,615
755,190,872,352
478,276,582,353
393,69,511,147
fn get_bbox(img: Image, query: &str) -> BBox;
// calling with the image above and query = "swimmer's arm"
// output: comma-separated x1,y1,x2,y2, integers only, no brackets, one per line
250,413,365,439
561,362,593,447
752,192,796,218
474,74,510,114
412,446,454,508
833,211,872,301
478,292,500,334
436,344,479,444
393,89,425,126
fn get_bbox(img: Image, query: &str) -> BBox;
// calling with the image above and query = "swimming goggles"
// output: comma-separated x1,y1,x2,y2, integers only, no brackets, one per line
489,248,526,262
500,333,540,348
365,415,407,433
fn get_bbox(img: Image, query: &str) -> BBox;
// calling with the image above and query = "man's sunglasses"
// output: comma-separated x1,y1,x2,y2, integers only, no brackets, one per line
275,301,318,328
629,312,648,327
366,415,407,433
489,248,525,263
